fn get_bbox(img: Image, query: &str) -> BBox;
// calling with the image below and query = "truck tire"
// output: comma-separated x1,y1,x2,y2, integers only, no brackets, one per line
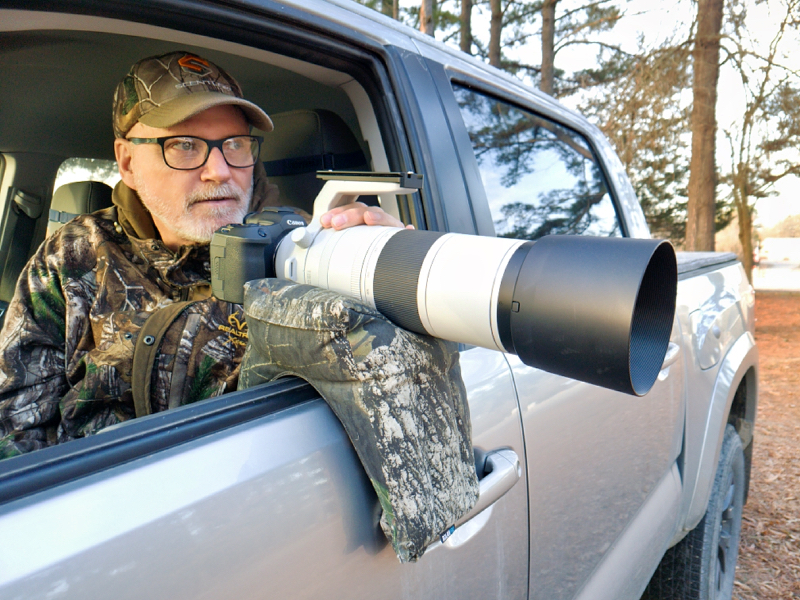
642,424,745,600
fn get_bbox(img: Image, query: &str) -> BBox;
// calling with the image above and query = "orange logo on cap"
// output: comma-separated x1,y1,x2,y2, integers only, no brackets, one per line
178,55,212,76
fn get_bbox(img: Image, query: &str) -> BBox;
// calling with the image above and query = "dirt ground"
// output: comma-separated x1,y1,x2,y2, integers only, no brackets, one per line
733,291,800,599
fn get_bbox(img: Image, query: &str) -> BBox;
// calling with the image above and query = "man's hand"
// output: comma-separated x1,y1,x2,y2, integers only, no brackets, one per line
320,202,414,230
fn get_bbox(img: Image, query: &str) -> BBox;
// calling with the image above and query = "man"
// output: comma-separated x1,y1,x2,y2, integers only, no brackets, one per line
0,51,407,458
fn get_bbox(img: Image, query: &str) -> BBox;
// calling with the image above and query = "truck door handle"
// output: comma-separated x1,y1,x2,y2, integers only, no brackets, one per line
425,449,521,551
455,449,521,528
661,341,680,369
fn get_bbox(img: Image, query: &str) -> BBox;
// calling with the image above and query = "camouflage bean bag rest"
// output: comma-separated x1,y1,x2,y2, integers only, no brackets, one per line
239,278,479,563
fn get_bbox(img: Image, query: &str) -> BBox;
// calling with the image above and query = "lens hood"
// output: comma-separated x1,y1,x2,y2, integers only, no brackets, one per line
502,236,677,396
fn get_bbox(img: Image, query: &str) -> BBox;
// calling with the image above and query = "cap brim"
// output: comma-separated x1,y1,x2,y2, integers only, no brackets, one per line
138,91,274,132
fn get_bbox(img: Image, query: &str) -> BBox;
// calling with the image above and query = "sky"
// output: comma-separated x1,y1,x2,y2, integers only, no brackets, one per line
608,0,800,228
399,0,800,229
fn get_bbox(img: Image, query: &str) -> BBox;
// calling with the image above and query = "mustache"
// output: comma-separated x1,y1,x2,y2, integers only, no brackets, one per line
186,183,251,207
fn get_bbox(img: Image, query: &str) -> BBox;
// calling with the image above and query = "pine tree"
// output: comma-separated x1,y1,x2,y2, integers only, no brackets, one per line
421,0,435,34
460,0,473,53
538,0,623,96
685,0,724,252
721,0,800,280
540,0,557,93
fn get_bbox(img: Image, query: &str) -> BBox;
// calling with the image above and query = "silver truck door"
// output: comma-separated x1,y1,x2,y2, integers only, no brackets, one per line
0,358,528,600
0,5,528,597
436,74,685,600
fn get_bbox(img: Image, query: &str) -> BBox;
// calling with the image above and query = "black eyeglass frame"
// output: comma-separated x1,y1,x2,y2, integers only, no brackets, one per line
126,135,264,170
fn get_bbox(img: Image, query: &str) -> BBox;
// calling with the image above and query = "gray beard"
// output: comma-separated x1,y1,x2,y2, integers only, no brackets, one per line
135,176,253,244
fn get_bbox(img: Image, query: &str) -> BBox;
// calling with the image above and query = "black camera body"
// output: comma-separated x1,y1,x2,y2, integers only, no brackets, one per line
210,207,305,304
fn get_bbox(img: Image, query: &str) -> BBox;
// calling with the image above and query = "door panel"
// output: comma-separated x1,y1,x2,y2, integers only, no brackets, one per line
510,345,682,600
0,349,527,600
436,75,684,598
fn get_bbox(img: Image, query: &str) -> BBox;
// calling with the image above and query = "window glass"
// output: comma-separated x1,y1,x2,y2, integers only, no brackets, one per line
54,158,121,191
453,85,621,240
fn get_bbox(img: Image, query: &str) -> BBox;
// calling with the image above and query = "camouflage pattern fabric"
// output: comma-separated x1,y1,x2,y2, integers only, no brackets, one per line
0,183,248,459
239,278,479,563
112,51,272,138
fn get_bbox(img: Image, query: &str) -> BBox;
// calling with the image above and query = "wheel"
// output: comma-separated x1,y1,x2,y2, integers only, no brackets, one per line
643,424,746,600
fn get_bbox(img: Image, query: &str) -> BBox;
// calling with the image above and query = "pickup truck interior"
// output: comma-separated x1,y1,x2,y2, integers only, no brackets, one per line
0,20,406,334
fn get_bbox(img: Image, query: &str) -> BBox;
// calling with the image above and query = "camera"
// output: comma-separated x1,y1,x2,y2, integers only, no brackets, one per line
211,172,677,396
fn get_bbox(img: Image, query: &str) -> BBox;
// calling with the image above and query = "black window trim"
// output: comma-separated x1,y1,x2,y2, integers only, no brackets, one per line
383,46,476,235
421,59,496,237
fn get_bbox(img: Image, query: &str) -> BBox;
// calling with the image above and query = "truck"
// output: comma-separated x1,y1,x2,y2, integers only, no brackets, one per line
0,2,758,599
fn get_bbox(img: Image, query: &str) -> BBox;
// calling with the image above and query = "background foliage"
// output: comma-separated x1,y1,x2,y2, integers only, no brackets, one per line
354,0,800,278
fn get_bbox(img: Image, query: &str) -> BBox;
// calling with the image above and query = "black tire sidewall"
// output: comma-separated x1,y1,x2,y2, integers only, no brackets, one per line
702,424,746,600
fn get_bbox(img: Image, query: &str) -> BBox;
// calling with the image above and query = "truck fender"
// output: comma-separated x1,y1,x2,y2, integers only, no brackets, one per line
683,331,758,530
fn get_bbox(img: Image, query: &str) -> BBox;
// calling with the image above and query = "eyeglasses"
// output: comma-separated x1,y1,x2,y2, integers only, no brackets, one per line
127,135,263,170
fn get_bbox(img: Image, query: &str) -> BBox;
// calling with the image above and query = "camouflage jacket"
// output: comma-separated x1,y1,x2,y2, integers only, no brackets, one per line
0,175,281,459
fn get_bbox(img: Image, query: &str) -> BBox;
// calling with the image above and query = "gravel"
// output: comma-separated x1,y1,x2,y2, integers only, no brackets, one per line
733,291,800,600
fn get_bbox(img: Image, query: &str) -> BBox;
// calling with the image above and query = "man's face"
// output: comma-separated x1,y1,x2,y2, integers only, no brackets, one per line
116,105,254,250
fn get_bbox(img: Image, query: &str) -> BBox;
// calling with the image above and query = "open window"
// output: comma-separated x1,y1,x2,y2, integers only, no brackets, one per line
0,6,412,485
0,8,416,301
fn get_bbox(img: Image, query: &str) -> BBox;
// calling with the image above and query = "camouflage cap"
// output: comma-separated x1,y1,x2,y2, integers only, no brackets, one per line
113,51,273,138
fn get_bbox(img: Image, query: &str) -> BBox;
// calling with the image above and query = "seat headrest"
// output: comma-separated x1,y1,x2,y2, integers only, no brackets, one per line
48,180,114,236
258,109,369,213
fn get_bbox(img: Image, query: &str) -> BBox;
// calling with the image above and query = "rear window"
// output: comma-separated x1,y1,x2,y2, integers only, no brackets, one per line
452,85,621,240
54,157,121,191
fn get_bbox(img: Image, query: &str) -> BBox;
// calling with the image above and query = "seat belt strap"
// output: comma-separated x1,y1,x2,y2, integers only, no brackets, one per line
49,209,80,224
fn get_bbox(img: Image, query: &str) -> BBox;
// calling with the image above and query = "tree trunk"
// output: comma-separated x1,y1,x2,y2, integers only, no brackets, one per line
420,0,435,36
393,0,398,20
540,0,558,95
460,0,473,54
734,163,754,282
686,0,724,251
737,202,754,283
489,0,502,67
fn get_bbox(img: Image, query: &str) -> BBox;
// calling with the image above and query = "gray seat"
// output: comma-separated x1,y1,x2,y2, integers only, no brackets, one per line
48,180,114,236
0,181,112,318
259,109,371,215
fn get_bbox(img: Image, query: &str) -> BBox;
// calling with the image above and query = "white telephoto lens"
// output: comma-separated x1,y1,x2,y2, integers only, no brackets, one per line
275,224,402,309
272,221,678,396
416,234,524,351
275,225,522,352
